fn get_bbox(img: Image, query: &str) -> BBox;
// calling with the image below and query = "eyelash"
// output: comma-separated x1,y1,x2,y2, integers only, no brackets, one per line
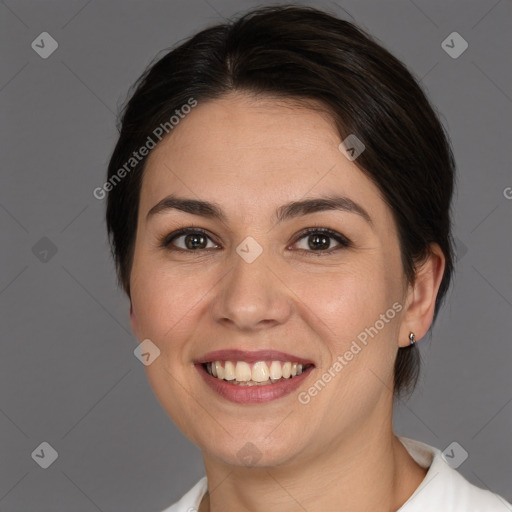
159,226,351,256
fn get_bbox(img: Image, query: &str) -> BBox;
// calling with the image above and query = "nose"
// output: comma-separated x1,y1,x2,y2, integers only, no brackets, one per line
210,245,292,332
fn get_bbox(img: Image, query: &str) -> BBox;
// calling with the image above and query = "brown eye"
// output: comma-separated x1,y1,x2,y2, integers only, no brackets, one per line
182,232,208,250
292,228,350,254
162,228,218,251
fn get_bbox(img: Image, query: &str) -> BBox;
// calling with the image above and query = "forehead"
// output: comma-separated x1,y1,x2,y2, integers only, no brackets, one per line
139,93,386,223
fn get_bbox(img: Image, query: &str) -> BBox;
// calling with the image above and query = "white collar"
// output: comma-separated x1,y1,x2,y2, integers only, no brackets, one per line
397,436,511,510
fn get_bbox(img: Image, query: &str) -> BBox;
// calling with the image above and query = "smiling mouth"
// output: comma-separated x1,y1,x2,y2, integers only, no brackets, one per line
202,360,314,386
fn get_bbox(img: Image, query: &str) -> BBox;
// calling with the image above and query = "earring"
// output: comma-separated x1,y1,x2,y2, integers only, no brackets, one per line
409,332,416,346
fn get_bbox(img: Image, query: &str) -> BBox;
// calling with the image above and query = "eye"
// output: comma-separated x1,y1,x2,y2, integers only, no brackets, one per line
291,227,351,254
161,228,219,251
160,226,351,254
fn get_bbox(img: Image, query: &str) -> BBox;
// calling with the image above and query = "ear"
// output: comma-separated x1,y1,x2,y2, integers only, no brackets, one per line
398,243,446,347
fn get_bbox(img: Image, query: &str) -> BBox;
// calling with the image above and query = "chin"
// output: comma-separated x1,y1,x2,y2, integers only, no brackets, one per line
200,431,306,469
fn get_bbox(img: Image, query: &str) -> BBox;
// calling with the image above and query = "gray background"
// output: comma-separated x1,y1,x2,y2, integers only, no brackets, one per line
1,0,511,510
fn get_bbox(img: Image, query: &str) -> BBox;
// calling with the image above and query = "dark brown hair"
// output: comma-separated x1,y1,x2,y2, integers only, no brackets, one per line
105,5,455,399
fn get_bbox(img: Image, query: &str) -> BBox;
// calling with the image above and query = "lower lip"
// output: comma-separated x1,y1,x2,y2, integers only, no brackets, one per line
196,364,314,404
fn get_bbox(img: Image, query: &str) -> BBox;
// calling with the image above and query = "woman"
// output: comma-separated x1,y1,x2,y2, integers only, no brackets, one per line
105,5,511,511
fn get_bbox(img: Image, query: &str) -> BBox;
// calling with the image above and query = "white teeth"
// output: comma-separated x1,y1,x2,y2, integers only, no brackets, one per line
215,361,224,380
282,362,292,379
251,361,269,382
206,360,306,384
269,361,282,380
224,361,236,380
235,361,252,382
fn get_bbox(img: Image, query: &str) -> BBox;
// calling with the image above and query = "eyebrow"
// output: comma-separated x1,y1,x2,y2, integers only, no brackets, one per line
146,194,372,226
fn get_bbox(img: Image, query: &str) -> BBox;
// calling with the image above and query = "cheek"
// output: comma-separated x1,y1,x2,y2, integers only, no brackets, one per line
129,258,209,347
296,263,395,339
129,257,239,386
283,265,400,437
299,261,401,391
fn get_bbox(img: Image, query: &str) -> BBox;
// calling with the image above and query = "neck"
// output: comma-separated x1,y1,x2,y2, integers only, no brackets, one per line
200,425,427,512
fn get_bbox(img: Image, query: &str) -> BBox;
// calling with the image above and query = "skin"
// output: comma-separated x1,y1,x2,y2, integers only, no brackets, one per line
129,92,445,512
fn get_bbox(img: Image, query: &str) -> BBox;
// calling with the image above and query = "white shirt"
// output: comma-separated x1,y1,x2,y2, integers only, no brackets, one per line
161,436,512,511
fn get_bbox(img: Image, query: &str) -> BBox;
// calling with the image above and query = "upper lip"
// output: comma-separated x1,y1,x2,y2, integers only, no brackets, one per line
194,349,315,366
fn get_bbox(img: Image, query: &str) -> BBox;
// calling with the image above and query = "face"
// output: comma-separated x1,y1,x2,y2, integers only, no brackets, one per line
129,92,410,468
